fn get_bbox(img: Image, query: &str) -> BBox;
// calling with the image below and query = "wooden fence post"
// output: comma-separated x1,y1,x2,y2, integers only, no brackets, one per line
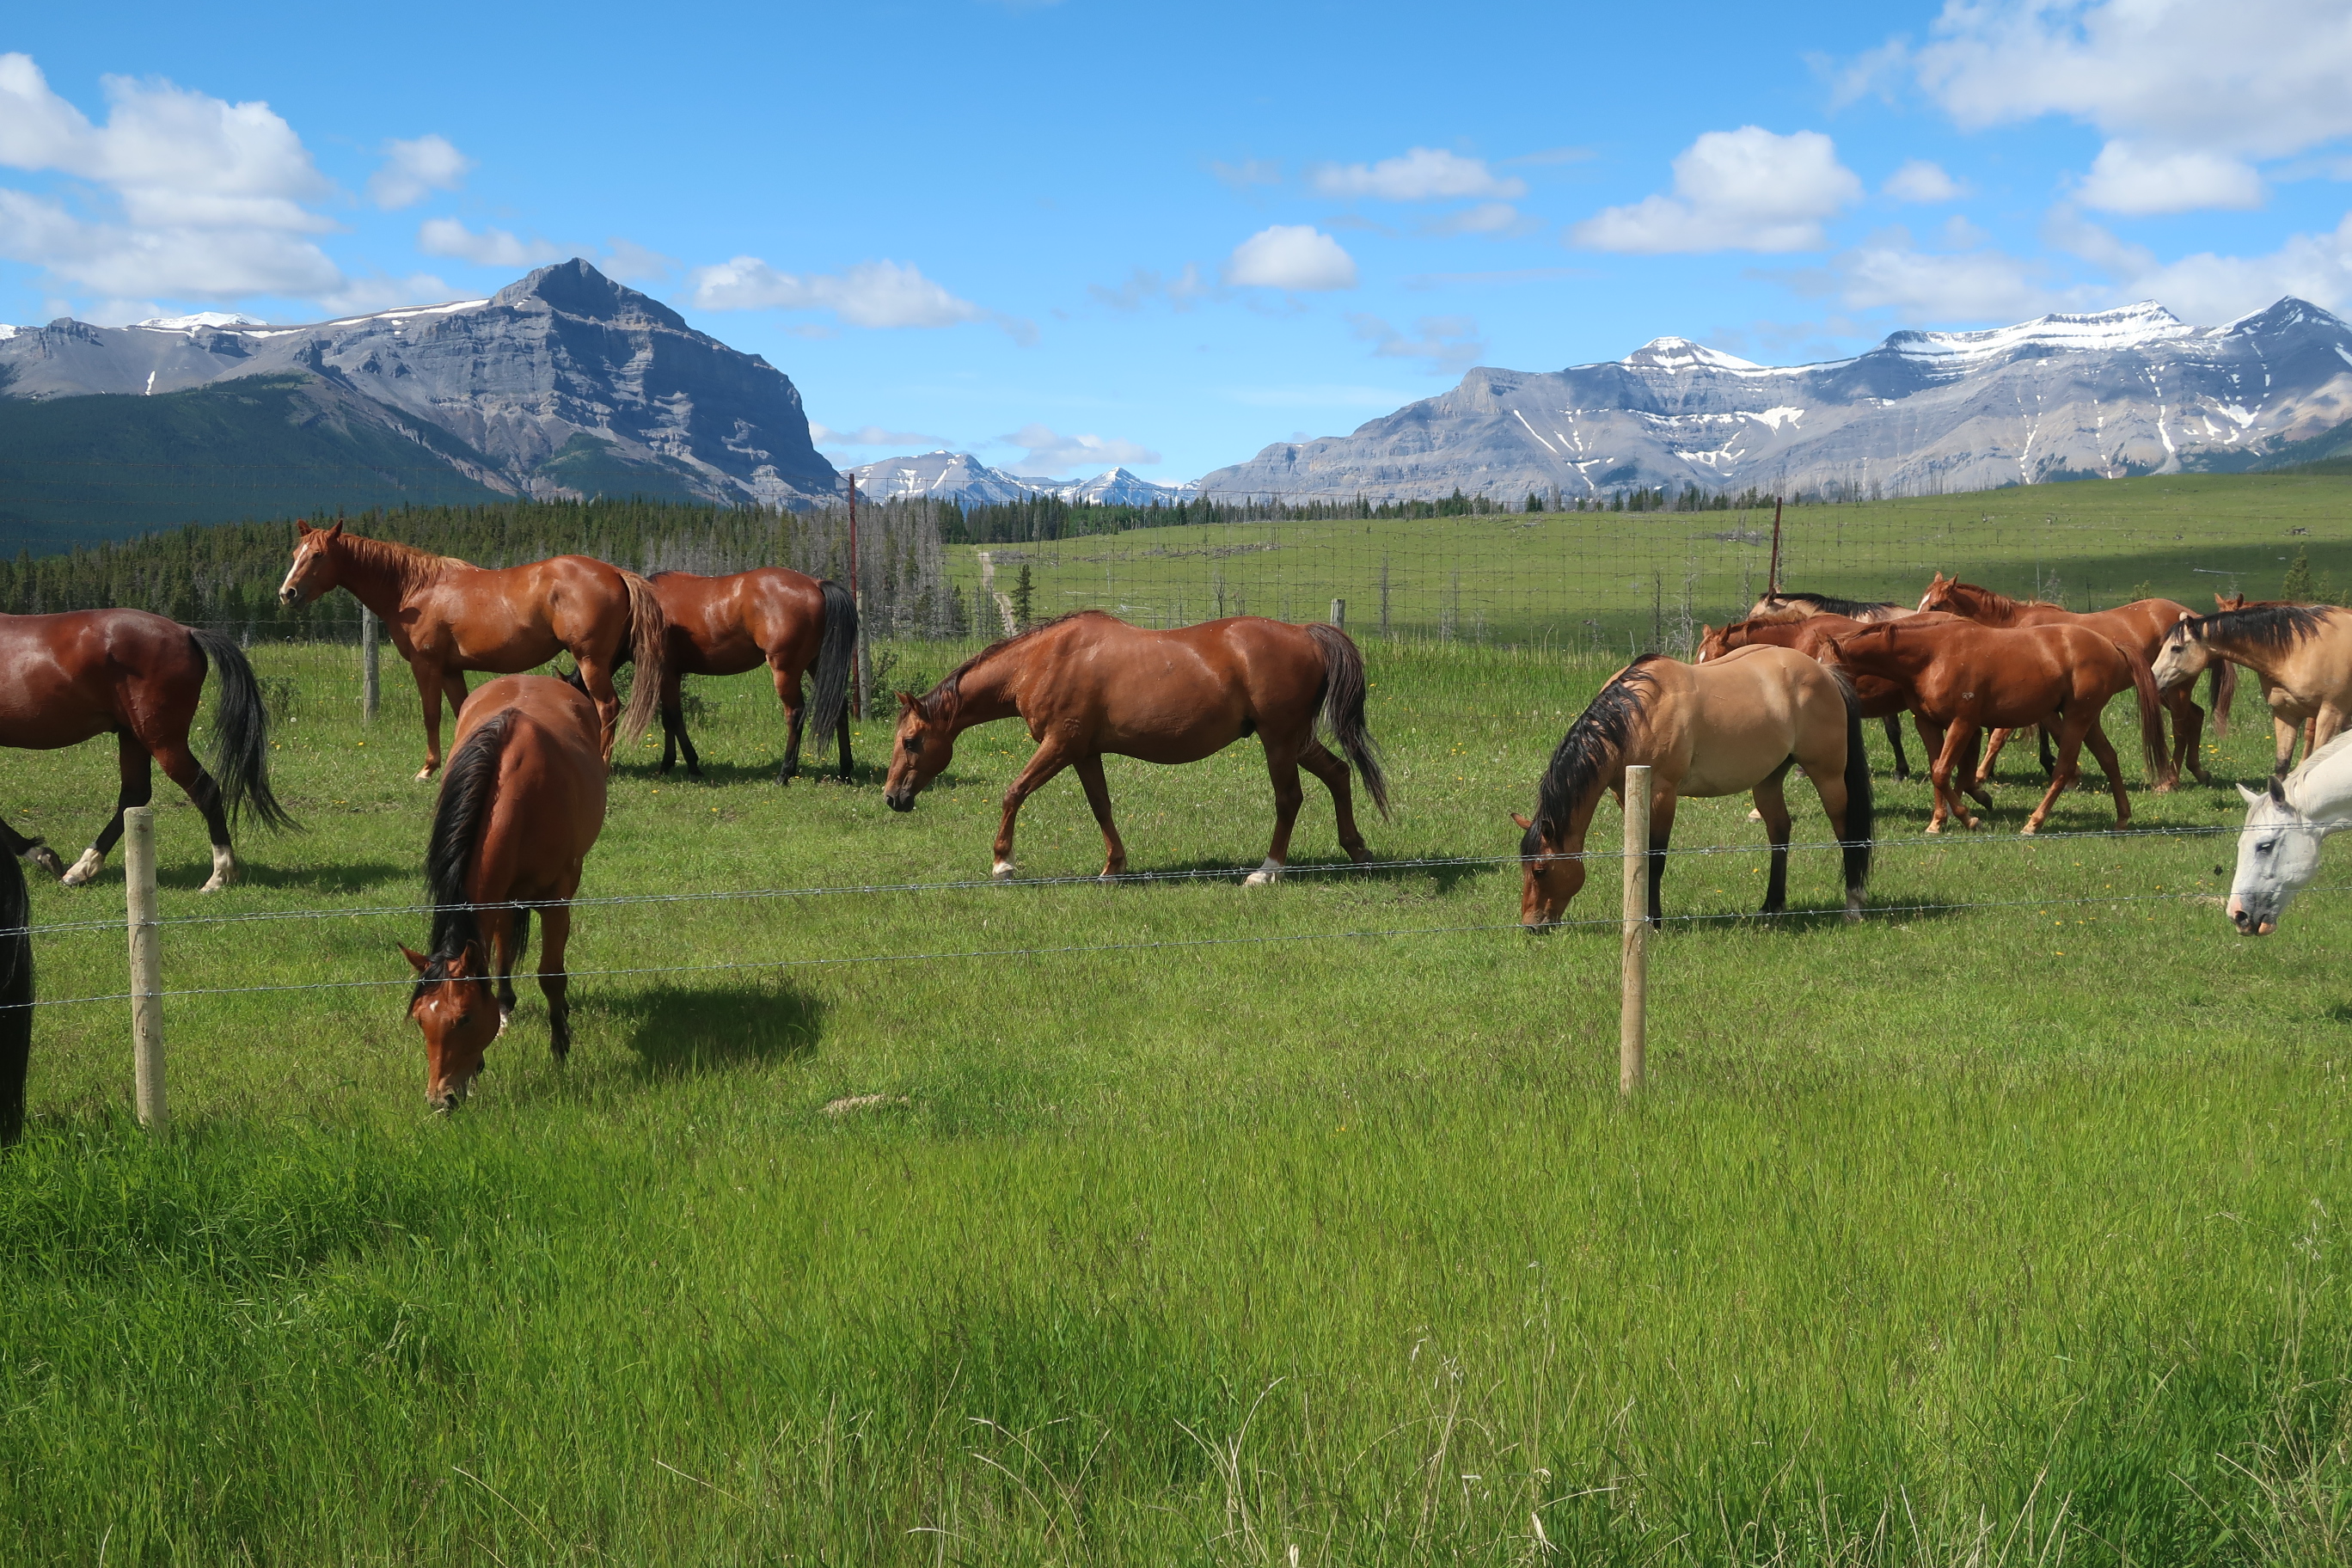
360,608,380,725
1620,765,1650,1096
124,805,165,1130
1330,597,1345,628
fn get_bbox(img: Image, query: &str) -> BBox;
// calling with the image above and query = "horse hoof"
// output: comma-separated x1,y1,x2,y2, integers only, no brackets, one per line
1746,807,1762,822
992,861,1018,882
27,846,65,880
1243,859,1284,887
59,849,103,887
413,767,436,783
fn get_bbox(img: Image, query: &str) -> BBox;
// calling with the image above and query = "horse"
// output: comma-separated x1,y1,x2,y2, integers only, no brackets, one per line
278,520,667,779
1820,620,2165,835
1699,610,1976,783
1916,574,2208,788
1514,646,1873,928
1736,592,1929,776
399,674,609,1112
883,611,1387,885
0,610,291,893
628,568,858,783
0,849,30,1146
2154,600,2351,777
2224,729,2352,935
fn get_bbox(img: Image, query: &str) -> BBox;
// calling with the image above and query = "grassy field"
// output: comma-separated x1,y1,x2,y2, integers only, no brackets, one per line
981,471,2352,652
4,500,2352,1561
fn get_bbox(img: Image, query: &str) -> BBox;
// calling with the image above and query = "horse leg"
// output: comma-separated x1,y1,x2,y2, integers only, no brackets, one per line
1297,738,1371,864
63,735,156,886
1645,794,1678,927
574,657,623,764
2021,716,2090,835
2163,685,2207,788
772,661,805,786
837,701,854,783
1751,768,1794,915
413,663,451,781
2038,725,2055,779
149,734,236,893
1072,754,1128,878
2081,719,2132,830
1883,715,1909,781
486,905,521,1034
537,904,573,1060
992,738,1073,880
1926,722,1981,833
666,670,702,781
0,813,67,880
1248,738,1309,886
1977,726,2013,787
2272,713,2302,777
2312,705,2349,757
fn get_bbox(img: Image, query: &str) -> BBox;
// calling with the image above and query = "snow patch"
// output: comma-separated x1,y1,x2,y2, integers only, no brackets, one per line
133,310,266,332
1744,407,1805,432
1620,336,1764,372
1884,301,2193,368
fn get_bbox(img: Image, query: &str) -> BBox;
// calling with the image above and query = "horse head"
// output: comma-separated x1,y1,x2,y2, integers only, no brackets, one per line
1694,623,1725,662
1512,812,1586,928
883,689,959,812
2228,777,2346,936
1916,571,1959,614
2216,592,2246,612
2151,609,2207,689
279,518,343,607
402,940,499,1111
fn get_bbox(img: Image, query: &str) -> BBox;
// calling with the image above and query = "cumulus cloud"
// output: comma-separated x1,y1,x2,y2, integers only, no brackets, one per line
597,237,675,285
2049,204,2352,322
1571,127,1862,254
995,422,1161,475
687,254,1035,341
1308,147,1526,202
1826,234,2086,322
368,133,470,209
417,217,566,268
313,272,459,317
1348,312,1485,374
1883,159,1966,202
2075,141,2263,216
812,422,952,449
1222,224,1357,291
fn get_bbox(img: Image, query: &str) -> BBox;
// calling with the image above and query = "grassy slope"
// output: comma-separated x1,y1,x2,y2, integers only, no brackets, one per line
0,616,2347,1563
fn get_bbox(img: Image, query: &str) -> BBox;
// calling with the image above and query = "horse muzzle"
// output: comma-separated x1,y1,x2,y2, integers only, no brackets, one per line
2227,897,2275,936
884,785,917,812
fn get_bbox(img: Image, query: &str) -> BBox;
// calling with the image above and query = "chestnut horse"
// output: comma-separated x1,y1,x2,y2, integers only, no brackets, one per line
626,569,858,783
400,675,608,1112
1516,647,1873,928
1916,574,2208,787
1822,620,2165,834
0,610,290,892
279,521,666,779
2153,602,2352,777
0,848,30,1145
1700,609,1976,784
884,611,1387,884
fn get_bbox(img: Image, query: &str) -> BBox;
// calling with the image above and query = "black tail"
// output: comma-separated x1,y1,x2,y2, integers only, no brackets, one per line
0,850,28,1147
187,628,295,832
808,578,857,750
420,713,515,973
1834,674,1875,900
2209,657,2236,740
1303,622,1388,817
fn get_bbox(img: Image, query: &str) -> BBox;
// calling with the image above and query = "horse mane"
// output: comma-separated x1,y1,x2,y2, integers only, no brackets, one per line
1531,658,1661,840
2178,603,2335,654
413,712,514,1001
1768,591,1899,618
1741,603,1813,626
336,529,465,589
916,610,1105,719
1931,579,2061,617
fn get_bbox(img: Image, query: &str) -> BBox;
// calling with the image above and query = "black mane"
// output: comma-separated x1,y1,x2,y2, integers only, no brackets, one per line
412,713,513,1003
916,610,1104,719
2180,603,2334,653
1527,658,1661,848
1770,591,1900,617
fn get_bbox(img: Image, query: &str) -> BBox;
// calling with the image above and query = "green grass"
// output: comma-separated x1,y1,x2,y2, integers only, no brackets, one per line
6,507,2352,1559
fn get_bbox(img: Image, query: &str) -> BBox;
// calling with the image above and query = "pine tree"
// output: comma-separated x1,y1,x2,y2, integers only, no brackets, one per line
1012,563,1035,628
2284,546,2314,602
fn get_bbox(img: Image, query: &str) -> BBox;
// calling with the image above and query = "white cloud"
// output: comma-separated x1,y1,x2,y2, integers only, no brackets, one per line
1348,312,1485,374
686,254,1034,340
1308,148,1526,202
1222,225,1357,291
2075,140,2263,216
313,272,457,317
1883,159,1967,202
1571,127,1862,254
812,422,952,449
1418,202,1536,237
1210,157,1282,189
1829,235,2085,321
1088,262,1210,311
417,217,566,268
597,237,675,285
2050,204,2352,322
995,422,1161,475
368,134,470,209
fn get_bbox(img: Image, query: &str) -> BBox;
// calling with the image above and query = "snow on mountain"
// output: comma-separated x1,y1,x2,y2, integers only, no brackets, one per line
132,311,269,332
849,452,1193,507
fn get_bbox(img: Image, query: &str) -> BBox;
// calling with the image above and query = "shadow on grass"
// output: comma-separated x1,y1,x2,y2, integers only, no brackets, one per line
607,756,885,788
605,982,825,1080
153,859,408,894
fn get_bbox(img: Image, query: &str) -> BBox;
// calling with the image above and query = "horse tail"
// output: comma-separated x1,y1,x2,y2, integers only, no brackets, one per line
1828,668,1873,896
1304,621,1389,817
807,578,858,750
2115,640,2168,787
616,571,668,750
0,848,29,1146
423,711,514,963
186,627,296,831
2209,655,2237,739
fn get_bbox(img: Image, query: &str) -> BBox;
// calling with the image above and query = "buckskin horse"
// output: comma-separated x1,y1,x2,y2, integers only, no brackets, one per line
278,520,666,778
2154,601,2352,778
1822,619,2165,835
401,674,609,1112
1700,609,1976,784
0,609,291,892
883,611,1387,884
1516,646,1873,928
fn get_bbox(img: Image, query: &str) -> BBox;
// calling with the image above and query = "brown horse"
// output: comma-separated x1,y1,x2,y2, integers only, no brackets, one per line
1516,646,1873,927
400,674,608,1112
630,569,858,784
278,521,666,778
1699,609,1980,785
1739,591,1924,775
1822,620,2165,834
1916,574,2208,787
0,610,290,892
2153,602,2352,777
883,611,1387,883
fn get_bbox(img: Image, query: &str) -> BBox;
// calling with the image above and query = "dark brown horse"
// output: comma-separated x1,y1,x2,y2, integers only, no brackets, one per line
401,674,608,1112
883,611,1387,883
624,568,857,783
278,521,666,778
0,610,289,892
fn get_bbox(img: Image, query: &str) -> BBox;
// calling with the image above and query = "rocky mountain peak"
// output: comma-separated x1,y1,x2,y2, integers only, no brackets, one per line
491,258,689,332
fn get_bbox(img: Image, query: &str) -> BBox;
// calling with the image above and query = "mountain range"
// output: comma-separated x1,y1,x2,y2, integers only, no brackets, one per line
847,449,1195,507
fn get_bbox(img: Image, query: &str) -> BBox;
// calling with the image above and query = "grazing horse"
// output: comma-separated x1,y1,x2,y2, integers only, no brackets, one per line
0,849,30,1145
2154,601,2351,777
0,610,290,892
1916,574,2208,788
883,611,1387,884
630,569,858,783
278,520,666,778
400,675,608,1112
1822,620,2165,834
1515,647,1873,928
1699,610,1973,783
2224,730,2352,935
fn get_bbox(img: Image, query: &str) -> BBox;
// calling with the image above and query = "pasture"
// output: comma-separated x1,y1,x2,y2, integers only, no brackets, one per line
3,612,2349,1565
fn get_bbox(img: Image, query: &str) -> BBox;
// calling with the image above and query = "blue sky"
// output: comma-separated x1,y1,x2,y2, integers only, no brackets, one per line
4,1,2349,484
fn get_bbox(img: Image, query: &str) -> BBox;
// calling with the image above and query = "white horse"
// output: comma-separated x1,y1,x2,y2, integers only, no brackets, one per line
2227,728,2352,934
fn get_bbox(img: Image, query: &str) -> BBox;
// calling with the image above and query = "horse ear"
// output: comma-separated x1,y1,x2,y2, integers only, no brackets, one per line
296,518,313,536
400,944,429,974
896,691,918,713
2270,777,2288,803
2238,782,2263,805
324,519,343,540
1511,812,1534,830
2177,609,2194,623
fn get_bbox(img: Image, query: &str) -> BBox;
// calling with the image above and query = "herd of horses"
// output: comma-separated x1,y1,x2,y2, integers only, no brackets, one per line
3,519,2350,1126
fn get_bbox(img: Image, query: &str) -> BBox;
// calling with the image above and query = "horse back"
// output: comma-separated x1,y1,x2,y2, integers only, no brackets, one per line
0,609,204,748
1655,648,1846,796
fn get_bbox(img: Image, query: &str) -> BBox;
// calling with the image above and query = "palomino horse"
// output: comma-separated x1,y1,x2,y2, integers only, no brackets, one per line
884,611,1387,884
0,848,30,1144
2154,600,2349,777
0,610,290,892
401,674,608,1112
633,569,858,783
1516,646,1873,928
279,521,666,778
2224,729,2352,935
1916,574,2208,788
1822,620,2165,834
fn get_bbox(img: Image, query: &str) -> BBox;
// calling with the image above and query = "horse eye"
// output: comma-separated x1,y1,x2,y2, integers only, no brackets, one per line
2257,840,2276,854
904,736,922,755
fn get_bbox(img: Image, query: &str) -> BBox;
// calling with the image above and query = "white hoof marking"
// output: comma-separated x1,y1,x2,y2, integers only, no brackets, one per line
1242,858,1284,887
992,860,1018,882
60,848,104,887
197,844,237,894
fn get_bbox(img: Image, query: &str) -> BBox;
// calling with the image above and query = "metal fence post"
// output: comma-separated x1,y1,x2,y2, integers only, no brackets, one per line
1620,765,1650,1096
360,608,380,725
124,805,165,1130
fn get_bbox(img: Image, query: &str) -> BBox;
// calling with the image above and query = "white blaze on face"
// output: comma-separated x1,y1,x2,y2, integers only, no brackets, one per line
278,551,307,603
